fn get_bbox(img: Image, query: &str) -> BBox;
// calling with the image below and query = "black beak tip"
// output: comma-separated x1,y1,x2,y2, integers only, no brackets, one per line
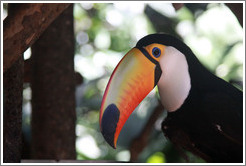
101,131,116,149
101,104,120,149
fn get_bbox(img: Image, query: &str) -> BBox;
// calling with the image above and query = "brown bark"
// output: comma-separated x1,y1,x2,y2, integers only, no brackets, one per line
172,3,184,11
3,57,24,163
130,101,164,161
24,59,83,85
30,5,76,159
3,4,24,163
3,3,71,73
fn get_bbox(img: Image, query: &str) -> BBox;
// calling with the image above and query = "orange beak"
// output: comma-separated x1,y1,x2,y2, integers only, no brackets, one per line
99,47,162,148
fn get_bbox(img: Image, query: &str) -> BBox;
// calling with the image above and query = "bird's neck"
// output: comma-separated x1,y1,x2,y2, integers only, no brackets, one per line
157,46,191,112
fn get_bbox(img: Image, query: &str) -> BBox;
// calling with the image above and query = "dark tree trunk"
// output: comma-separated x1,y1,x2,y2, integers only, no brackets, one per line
3,57,24,163
30,5,76,159
3,4,24,163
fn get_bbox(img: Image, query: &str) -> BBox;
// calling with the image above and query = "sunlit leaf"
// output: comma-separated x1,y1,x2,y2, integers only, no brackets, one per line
147,152,166,163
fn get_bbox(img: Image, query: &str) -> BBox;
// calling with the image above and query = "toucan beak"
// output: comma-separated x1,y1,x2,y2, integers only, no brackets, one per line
99,47,162,148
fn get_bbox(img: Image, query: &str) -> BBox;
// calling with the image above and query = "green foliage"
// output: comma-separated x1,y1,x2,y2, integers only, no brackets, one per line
147,152,166,163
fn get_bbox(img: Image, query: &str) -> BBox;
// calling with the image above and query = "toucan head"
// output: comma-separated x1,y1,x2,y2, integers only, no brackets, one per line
99,33,192,148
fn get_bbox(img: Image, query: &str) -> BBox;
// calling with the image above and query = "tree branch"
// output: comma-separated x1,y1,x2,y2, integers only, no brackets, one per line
130,101,164,161
3,3,71,72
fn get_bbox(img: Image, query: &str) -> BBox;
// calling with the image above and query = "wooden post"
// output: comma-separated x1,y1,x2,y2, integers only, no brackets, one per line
3,4,24,163
30,5,76,159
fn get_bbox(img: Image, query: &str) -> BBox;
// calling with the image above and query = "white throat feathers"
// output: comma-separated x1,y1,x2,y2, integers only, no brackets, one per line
157,46,191,112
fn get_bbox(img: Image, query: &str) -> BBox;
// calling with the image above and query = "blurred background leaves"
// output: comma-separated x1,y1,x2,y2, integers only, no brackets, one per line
4,2,242,163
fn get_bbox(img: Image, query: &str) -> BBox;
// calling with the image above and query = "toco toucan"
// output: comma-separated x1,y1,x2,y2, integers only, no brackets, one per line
99,33,243,163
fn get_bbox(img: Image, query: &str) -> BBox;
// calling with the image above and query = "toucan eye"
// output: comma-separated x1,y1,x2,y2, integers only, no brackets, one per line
152,47,161,58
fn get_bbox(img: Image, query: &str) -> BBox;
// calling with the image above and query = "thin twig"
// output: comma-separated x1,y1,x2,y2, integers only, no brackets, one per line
130,101,164,161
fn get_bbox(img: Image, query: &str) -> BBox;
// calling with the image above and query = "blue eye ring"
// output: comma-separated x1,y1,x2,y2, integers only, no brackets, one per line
152,47,161,58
